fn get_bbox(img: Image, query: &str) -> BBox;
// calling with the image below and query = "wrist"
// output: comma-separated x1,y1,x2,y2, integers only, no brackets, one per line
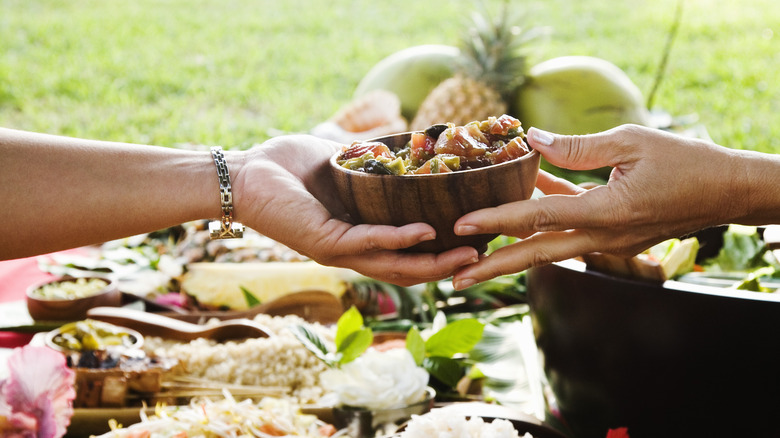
733,149,780,226
208,146,244,239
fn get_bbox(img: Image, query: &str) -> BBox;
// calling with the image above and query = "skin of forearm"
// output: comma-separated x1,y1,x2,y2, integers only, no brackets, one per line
0,128,221,260
731,148,780,226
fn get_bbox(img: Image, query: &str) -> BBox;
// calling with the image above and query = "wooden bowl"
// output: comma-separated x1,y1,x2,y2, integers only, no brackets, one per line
44,321,144,353
329,132,541,253
526,228,780,437
26,277,121,322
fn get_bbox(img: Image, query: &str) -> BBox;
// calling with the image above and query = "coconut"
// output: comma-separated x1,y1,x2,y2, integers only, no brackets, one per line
353,44,460,121
511,56,651,135
511,56,652,181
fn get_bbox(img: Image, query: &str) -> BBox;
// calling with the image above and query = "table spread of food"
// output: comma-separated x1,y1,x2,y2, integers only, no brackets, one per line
2,7,779,435
0,210,548,437
2,190,779,438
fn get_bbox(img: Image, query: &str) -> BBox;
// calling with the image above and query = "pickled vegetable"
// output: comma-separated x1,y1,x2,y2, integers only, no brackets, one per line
337,114,529,175
52,319,136,351
32,278,108,300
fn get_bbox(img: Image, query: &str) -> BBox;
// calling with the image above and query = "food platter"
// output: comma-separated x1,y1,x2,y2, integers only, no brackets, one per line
7,221,774,437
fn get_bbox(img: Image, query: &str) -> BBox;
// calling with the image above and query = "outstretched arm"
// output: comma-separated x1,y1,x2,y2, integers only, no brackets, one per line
0,128,477,286
451,124,780,289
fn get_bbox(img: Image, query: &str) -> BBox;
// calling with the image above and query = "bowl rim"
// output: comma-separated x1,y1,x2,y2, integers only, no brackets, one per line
44,322,144,353
26,276,117,302
330,131,540,178
551,258,780,303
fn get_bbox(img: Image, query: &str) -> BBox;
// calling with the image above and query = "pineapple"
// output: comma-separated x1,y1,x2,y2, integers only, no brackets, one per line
411,3,543,130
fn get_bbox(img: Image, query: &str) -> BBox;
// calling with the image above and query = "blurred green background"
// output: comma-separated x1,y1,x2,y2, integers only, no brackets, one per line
1,0,778,153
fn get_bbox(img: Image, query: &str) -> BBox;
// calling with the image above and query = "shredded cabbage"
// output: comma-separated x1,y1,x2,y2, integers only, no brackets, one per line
100,389,342,438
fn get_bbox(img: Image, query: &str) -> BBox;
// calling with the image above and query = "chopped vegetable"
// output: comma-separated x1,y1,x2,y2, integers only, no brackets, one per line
31,277,108,300
101,390,338,437
52,319,136,351
337,114,529,175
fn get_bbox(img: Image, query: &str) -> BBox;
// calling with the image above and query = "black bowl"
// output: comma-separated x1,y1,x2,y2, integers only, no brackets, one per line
526,230,780,438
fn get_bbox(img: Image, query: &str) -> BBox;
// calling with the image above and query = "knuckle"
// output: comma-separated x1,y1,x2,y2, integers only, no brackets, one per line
565,135,589,163
529,249,556,268
381,269,413,287
612,124,647,148
530,206,559,232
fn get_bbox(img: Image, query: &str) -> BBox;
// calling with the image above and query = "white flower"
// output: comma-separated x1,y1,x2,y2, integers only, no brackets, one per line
319,348,429,410
420,311,448,340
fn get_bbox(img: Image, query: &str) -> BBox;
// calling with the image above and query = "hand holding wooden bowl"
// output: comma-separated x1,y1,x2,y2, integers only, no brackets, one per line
329,123,540,253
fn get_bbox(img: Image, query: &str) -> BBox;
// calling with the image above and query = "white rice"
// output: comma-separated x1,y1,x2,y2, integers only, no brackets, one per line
143,313,334,404
399,408,528,438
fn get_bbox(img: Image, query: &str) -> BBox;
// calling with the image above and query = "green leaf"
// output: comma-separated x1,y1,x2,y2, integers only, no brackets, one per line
467,322,520,364
406,326,425,366
734,266,776,292
423,356,463,387
290,324,336,367
337,328,373,365
335,306,364,349
467,365,486,380
706,225,768,272
240,286,261,308
424,319,485,358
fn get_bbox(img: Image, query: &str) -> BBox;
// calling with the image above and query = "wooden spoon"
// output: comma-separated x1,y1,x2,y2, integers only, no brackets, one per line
155,290,345,325
86,306,272,342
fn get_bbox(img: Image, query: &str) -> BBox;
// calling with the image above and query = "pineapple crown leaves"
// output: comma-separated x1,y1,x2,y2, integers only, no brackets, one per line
457,1,550,97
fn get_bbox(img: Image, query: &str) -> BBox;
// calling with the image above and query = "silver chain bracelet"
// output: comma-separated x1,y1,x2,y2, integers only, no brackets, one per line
209,146,244,239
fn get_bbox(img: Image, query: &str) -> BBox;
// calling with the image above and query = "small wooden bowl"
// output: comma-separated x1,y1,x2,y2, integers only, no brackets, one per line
329,132,541,253
44,321,144,353
26,277,121,322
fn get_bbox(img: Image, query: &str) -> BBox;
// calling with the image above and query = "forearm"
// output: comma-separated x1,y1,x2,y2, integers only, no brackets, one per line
730,149,780,227
0,128,222,259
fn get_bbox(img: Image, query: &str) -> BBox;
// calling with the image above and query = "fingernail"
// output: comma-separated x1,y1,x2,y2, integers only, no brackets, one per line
530,128,554,146
420,232,435,242
454,278,476,290
456,225,479,235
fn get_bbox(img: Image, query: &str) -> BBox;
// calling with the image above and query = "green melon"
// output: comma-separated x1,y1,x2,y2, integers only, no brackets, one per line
512,56,651,134
354,44,460,121
511,56,651,181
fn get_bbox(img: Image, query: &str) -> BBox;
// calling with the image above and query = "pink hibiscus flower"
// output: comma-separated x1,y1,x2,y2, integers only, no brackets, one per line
0,345,76,438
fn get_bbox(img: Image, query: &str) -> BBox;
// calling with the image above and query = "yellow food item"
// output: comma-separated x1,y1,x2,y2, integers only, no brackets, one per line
180,261,358,310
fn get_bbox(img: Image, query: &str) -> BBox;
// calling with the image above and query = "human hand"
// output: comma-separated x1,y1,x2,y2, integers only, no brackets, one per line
451,124,745,289
231,135,479,286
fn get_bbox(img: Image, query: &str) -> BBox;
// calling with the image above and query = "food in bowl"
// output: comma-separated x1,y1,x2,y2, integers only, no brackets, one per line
26,276,121,321
30,277,109,300
47,318,141,352
329,115,540,253
398,407,521,438
95,394,338,437
336,114,530,175
45,319,182,409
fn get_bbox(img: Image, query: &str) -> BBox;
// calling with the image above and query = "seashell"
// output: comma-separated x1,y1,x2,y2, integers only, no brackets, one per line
312,90,408,143
331,89,407,133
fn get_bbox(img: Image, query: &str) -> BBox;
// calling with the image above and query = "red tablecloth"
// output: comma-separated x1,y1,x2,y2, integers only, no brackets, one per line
0,251,75,348
0,255,58,303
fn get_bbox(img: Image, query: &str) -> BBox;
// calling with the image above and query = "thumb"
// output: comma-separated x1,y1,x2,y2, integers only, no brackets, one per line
526,127,619,172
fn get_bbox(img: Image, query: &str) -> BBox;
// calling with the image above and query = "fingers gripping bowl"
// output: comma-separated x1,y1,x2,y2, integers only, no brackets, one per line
329,115,541,253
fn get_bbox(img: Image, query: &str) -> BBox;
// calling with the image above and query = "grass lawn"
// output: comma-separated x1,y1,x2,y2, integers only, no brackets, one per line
1,0,778,154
